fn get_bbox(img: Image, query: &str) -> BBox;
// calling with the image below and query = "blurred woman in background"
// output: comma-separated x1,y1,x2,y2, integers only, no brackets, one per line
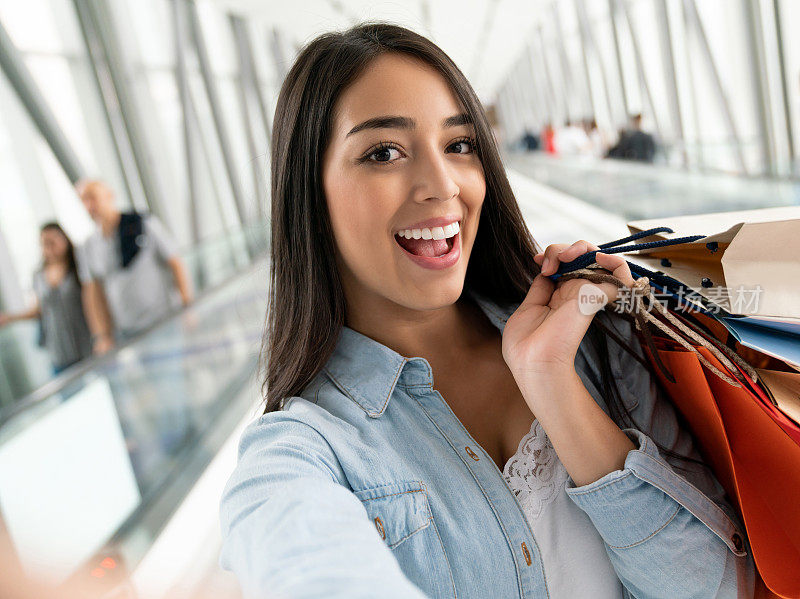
0,223,92,375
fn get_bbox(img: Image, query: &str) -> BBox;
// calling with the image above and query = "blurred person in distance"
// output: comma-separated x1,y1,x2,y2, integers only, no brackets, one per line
583,118,609,158
0,223,92,375
542,122,557,154
553,118,591,155
75,179,194,354
605,113,656,162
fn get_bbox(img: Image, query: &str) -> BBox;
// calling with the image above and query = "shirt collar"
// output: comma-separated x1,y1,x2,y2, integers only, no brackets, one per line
321,288,519,418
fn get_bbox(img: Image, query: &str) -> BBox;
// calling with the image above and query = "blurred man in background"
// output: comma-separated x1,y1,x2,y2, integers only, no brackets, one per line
75,180,194,354
606,113,656,163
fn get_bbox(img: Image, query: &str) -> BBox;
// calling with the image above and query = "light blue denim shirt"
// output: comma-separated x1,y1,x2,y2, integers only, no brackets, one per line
219,288,756,598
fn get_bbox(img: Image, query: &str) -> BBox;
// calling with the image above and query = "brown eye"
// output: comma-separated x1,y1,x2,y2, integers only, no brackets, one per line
371,146,401,162
448,137,476,154
360,142,403,165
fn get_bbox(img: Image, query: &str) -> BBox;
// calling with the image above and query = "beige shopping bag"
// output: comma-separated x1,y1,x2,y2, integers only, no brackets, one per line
755,369,800,426
624,206,800,318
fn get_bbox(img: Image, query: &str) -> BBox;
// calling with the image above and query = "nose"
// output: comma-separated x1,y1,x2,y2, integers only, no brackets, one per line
410,144,460,204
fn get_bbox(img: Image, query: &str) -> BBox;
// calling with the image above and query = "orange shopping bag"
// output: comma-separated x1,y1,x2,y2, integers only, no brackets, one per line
642,337,800,598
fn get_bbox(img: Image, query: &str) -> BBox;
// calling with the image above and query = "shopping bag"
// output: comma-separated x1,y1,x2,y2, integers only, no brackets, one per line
641,335,800,598
754,369,800,426
668,309,800,440
624,206,800,318
546,232,800,597
717,314,800,371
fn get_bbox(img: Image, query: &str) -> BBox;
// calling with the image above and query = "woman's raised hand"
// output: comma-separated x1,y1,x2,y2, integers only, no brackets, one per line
501,239,635,380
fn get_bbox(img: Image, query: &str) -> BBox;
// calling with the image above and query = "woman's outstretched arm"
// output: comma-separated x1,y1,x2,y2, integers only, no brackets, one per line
218,405,429,599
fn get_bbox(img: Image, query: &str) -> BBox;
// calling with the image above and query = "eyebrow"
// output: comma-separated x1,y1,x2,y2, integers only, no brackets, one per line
345,113,473,138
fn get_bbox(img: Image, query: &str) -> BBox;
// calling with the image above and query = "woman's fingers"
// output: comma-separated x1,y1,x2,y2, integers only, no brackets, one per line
556,239,601,262
517,269,554,307
534,240,600,276
533,241,636,307
594,251,635,287
534,244,568,276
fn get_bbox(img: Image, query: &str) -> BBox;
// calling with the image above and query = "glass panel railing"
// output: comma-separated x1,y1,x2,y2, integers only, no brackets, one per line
0,220,270,409
505,151,800,221
0,255,268,592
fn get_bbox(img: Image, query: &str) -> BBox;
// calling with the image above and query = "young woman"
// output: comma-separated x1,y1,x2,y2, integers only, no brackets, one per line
219,22,755,598
0,223,92,375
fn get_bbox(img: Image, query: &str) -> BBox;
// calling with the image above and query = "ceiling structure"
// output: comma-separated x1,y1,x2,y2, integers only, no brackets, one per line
213,0,545,104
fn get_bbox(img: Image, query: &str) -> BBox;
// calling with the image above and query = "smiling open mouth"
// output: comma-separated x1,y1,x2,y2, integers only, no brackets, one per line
394,233,455,257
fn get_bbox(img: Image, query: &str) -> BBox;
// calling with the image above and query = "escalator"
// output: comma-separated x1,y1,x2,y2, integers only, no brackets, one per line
0,252,269,598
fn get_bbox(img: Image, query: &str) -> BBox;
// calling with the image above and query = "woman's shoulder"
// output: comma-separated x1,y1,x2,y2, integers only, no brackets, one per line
240,376,365,451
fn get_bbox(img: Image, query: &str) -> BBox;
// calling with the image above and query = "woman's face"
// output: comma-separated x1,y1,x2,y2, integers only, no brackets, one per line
41,229,68,264
322,53,486,315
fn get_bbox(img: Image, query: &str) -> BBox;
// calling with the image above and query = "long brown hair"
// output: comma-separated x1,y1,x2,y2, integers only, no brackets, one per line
262,20,538,410
40,222,79,281
259,21,703,469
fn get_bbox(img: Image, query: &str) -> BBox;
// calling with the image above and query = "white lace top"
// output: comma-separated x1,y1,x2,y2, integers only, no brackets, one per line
502,419,624,598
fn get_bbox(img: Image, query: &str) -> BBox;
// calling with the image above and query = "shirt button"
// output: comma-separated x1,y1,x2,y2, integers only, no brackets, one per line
374,517,385,540
731,532,743,551
521,542,532,566
464,446,480,461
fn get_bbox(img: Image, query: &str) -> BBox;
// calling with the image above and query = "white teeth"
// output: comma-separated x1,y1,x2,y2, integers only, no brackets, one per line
397,221,461,240
444,222,459,237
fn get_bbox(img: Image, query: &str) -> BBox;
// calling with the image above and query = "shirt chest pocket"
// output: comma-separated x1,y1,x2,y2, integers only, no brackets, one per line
354,481,456,598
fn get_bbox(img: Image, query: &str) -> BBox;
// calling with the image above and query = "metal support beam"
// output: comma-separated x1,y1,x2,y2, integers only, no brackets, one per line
521,48,544,128
71,0,143,209
520,56,541,130
551,3,578,122
469,0,502,88
683,0,748,174
0,17,86,183
681,0,706,169
186,0,248,225
510,61,531,132
269,27,289,84
536,26,567,125
170,0,201,248
618,0,665,147
230,19,263,222
230,16,272,148
742,0,776,176
655,0,687,166
773,0,796,172
188,86,232,233
74,0,169,217
572,0,599,123
506,66,526,143
528,40,555,126
531,27,563,127
230,15,270,220
575,0,617,127
608,0,630,119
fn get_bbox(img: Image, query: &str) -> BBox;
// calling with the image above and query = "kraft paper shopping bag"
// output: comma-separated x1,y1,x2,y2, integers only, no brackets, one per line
624,207,800,318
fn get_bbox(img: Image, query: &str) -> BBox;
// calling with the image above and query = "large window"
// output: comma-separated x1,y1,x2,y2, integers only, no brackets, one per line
497,0,800,179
